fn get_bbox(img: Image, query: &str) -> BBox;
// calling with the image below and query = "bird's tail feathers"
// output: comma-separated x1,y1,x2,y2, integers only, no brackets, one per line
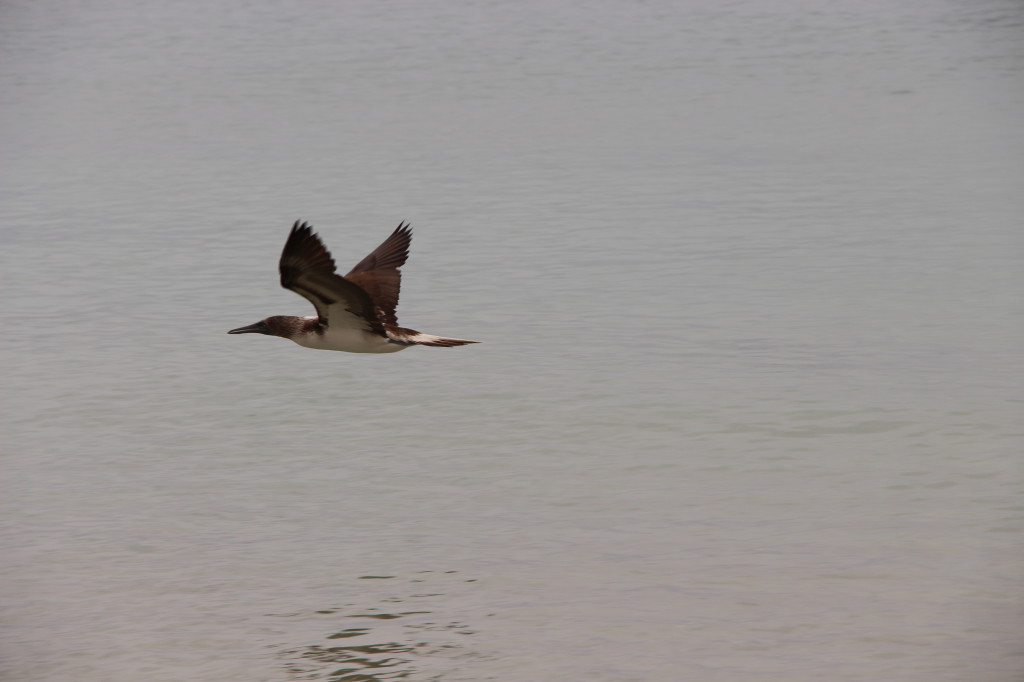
414,334,481,347
388,328,481,347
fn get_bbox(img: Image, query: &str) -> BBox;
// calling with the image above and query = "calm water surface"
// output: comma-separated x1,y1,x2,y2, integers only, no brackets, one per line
2,1,1023,680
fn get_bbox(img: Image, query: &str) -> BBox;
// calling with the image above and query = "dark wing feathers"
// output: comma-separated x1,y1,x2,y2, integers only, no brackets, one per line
281,220,338,274
346,222,412,274
343,222,412,327
279,221,383,334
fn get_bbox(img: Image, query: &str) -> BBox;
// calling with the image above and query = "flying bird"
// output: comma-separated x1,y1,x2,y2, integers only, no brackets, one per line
228,220,479,353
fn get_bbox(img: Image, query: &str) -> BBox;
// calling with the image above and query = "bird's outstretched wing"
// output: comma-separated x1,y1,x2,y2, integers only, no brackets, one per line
344,222,412,328
279,221,385,336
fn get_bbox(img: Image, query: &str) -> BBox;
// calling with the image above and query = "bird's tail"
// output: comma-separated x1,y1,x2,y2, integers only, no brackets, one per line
415,334,481,347
388,328,481,347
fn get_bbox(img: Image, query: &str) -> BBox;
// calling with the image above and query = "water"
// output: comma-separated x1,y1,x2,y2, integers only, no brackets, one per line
2,0,1023,680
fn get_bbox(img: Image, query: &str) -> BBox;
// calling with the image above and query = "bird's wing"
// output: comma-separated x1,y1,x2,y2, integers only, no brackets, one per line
279,221,385,335
343,222,412,328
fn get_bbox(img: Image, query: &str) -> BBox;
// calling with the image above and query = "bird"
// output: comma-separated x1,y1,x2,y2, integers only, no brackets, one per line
228,220,479,353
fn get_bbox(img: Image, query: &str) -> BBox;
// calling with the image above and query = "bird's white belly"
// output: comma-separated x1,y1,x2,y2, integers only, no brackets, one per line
292,327,407,353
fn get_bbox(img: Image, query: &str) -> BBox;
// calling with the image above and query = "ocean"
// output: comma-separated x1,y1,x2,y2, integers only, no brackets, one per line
2,1,1022,679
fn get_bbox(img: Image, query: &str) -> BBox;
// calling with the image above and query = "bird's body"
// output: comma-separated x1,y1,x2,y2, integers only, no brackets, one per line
228,221,478,353
294,318,404,353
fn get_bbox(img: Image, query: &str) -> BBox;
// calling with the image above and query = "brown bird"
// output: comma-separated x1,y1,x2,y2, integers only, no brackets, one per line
228,221,479,353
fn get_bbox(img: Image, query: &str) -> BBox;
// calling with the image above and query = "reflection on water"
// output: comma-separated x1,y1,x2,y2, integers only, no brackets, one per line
272,572,483,681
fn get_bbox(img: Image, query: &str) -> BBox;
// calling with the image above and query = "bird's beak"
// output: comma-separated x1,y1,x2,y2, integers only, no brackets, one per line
227,320,273,335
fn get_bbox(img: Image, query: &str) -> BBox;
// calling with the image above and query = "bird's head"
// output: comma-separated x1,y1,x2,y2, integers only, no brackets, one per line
227,316,294,337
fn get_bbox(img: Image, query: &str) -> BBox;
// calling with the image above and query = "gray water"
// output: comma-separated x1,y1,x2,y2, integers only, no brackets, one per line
2,1,1023,680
